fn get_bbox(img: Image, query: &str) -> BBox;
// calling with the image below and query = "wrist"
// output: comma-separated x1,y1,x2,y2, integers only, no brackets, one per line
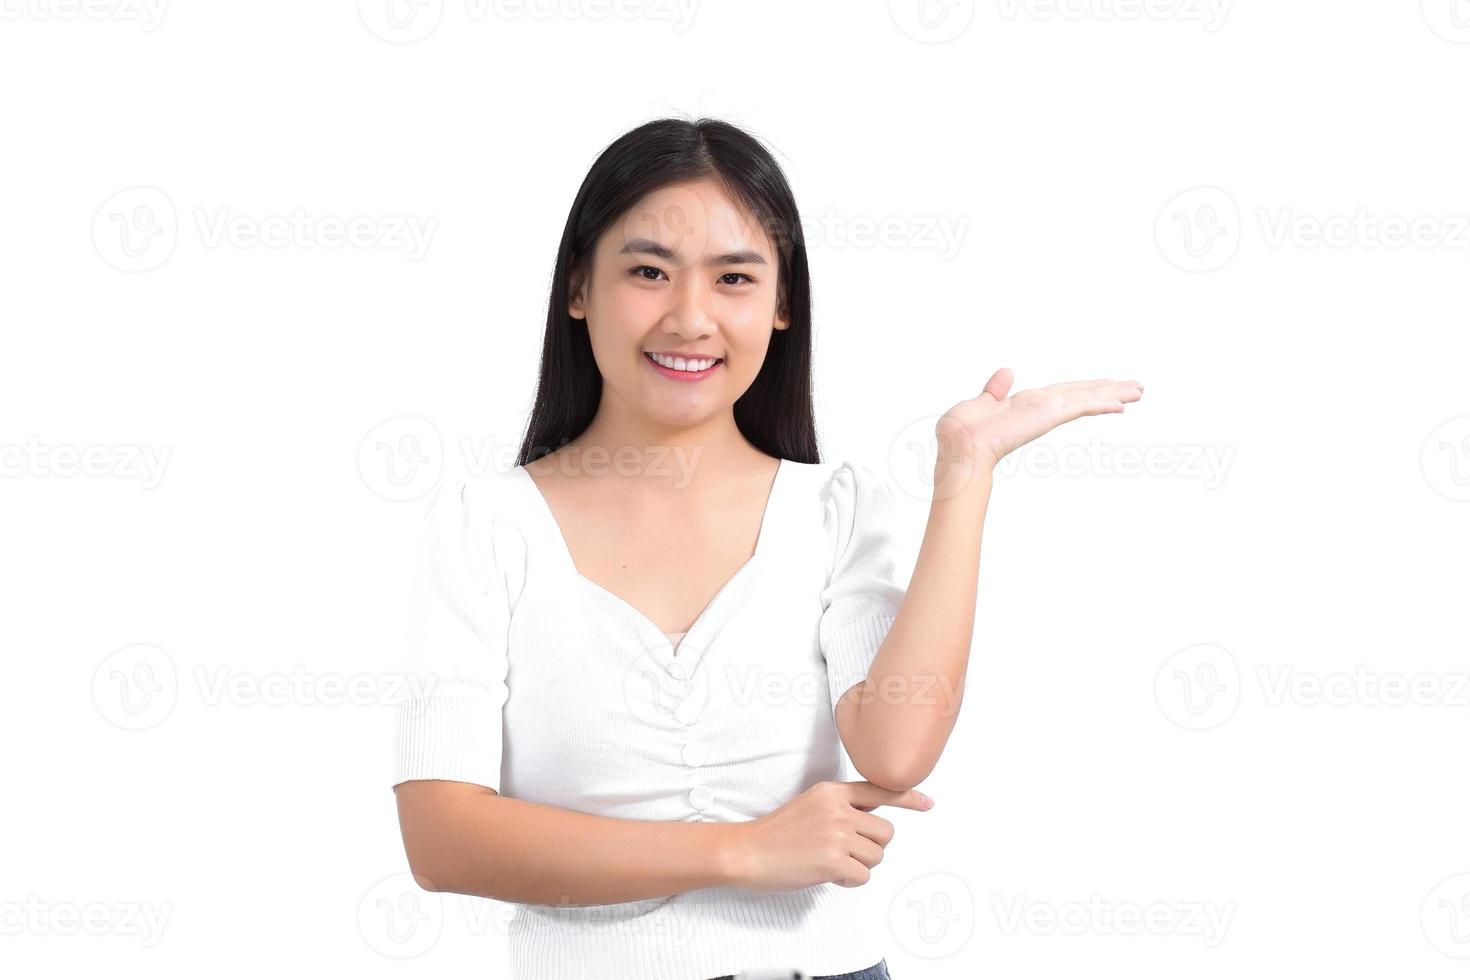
709,821,752,887
933,451,995,500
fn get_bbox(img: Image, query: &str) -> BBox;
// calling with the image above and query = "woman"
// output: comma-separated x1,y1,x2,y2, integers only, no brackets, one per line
391,116,1144,980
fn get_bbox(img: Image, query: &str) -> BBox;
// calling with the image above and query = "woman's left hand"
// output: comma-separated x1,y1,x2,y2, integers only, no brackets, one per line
936,367,1145,473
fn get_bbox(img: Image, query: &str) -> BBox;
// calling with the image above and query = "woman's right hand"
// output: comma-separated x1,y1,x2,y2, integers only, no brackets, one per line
722,780,934,892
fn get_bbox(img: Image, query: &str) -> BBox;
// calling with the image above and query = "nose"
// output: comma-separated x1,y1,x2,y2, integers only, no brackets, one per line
663,274,715,337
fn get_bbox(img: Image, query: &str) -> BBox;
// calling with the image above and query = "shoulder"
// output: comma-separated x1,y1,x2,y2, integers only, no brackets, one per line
816,458,899,524
774,458,901,566
421,467,533,573
453,465,527,521
775,457,892,505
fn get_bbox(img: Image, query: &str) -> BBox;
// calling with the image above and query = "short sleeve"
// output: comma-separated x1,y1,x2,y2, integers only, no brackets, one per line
391,479,521,793
818,459,910,714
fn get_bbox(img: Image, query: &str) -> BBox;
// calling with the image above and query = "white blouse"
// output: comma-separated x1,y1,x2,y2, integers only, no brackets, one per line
392,456,912,980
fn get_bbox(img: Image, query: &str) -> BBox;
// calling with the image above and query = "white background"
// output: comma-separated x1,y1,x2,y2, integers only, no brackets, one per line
3,1,1469,977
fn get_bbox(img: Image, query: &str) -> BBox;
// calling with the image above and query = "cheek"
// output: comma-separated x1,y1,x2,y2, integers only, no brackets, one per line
595,277,644,319
719,301,775,346
589,282,659,346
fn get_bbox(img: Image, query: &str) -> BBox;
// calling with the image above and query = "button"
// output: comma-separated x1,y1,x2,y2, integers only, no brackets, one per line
667,661,690,681
674,698,702,726
688,785,714,810
681,741,707,768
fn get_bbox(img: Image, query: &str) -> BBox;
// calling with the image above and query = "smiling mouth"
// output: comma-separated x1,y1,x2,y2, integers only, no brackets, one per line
643,351,724,373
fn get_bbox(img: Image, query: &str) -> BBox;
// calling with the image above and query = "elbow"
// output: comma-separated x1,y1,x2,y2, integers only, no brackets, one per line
394,780,504,896
850,753,928,794
403,851,446,892
849,730,943,792
401,841,451,893
396,811,443,890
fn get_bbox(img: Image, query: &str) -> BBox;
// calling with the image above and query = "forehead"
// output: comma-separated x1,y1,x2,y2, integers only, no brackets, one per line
605,179,775,262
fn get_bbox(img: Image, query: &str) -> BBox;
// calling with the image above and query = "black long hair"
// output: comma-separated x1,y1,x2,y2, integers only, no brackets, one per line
516,117,819,467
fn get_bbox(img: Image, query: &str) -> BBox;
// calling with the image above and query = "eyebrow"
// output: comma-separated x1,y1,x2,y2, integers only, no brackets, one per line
618,238,768,266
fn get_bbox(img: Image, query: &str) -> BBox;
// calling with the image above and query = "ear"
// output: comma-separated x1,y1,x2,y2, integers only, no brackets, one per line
567,260,587,320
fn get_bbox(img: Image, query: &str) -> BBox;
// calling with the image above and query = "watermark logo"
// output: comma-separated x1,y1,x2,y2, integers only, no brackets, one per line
1158,186,1470,271
1257,665,1470,709
802,208,970,261
192,207,436,258
1422,0,1470,43
991,437,1234,489
1422,873,1470,958
92,187,436,271
1156,186,1240,273
359,0,699,42
358,415,444,502
92,643,178,731
0,895,173,946
889,872,977,958
1256,208,1470,251
996,0,1230,31
0,437,172,489
358,0,444,43
1421,415,1470,502
991,893,1234,946
192,665,434,708
621,641,713,727
93,644,436,726
1157,647,1470,728
0,0,168,30
92,186,177,273
1155,643,1239,730
890,0,976,43
884,414,1234,502
358,872,443,957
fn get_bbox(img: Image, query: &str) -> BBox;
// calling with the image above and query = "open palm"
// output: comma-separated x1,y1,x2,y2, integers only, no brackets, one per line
938,368,1145,470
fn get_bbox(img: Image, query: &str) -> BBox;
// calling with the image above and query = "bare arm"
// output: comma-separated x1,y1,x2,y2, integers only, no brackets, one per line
836,456,987,792
394,780,743,906
840,371,1145,791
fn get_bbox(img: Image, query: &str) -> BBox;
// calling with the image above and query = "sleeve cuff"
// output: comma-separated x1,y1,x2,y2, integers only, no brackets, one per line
822,612,897,711
392,695,503,791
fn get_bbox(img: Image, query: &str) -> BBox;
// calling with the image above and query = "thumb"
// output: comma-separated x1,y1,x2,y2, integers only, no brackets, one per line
979,367,1014,402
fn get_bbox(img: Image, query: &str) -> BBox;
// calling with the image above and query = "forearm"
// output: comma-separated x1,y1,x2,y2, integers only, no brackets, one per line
396,783,744,907
840,453,990,789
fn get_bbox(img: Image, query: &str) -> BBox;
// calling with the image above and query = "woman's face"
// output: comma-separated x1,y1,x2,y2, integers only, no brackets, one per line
568,178,788,431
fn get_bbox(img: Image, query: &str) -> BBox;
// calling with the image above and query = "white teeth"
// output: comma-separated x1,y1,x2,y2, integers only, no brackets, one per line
648,352,719,372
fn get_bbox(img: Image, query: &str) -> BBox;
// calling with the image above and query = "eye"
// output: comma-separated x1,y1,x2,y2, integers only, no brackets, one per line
630,265,667,281
720,272,755,285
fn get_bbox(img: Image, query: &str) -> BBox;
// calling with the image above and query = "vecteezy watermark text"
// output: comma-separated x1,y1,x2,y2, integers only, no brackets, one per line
93,186,437,272
0,0,168,29
991,893,1235,946
996,0,1230,31
0,895,173,946
0,437,171,489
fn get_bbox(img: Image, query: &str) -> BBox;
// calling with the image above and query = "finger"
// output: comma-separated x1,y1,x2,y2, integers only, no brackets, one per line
847,834,885,870
1047,379,1144,402
978,367,1014,402
1042,378,1114,393
1060,397,1126,419
844,782,933,812
852,812,896,848
835,858,872,888
1072,382,1143,404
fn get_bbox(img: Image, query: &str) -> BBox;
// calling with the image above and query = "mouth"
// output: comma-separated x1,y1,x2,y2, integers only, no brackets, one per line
643,350,724,380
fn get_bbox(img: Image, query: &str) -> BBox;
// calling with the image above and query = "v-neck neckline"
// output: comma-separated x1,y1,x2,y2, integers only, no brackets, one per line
512,456,786,666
